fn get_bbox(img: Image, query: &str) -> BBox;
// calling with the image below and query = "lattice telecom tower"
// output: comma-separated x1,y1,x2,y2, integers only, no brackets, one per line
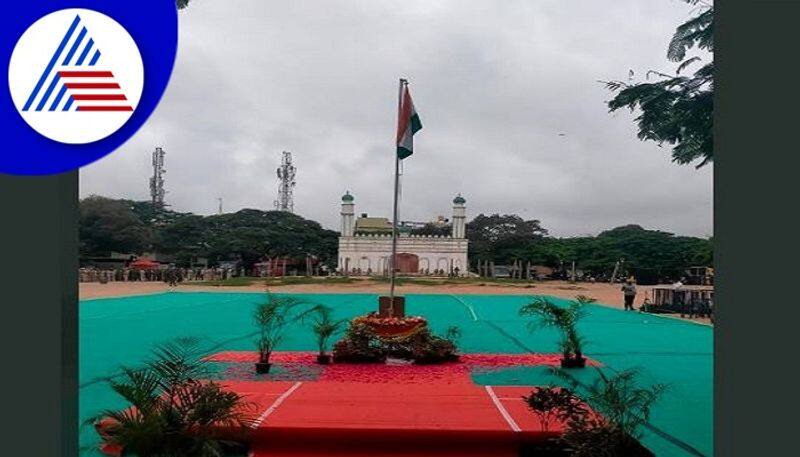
149,147,167,207
274,151,296,212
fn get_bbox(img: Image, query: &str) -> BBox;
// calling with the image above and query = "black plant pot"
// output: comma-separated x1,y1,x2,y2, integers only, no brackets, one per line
255,362,272,374
560,356,587,368
317,354,332,365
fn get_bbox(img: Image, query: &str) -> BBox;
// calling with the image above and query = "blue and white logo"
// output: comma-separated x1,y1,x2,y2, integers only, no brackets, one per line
9,9,144,144
1,0,176,175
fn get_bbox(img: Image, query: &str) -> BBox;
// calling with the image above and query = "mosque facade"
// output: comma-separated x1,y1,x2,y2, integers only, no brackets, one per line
337,192,469,276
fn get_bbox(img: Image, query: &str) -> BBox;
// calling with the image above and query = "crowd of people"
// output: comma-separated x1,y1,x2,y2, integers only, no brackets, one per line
78,267,241,284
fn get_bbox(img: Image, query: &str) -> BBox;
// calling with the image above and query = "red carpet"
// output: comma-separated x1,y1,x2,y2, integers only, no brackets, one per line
210,352,576,456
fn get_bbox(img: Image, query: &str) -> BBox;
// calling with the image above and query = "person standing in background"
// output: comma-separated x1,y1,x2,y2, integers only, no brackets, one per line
621,278,637,311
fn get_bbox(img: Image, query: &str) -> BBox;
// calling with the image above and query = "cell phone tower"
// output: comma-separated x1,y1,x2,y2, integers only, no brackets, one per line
149,147,167,208
274,151,296,212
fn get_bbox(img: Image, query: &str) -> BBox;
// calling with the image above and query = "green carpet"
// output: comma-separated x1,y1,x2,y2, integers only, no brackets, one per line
79,291,712,456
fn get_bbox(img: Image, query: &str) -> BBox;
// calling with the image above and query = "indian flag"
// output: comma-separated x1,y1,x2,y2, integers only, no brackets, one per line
396,81,422,159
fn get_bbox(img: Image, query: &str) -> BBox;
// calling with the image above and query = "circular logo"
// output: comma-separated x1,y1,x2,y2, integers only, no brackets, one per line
8,8,144,144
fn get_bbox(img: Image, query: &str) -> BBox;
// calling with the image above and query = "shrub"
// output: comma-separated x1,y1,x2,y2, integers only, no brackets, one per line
332,322,386,363
555,367,665,457
523,386,585,432
91,338,255,456
332,320,460,364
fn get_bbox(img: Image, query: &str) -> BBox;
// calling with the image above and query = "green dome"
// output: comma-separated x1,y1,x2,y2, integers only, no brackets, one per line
342,191,354,202
453,194,466,204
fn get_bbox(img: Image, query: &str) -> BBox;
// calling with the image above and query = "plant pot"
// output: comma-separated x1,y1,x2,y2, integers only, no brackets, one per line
255,362,272,373
317,354,332,364
560,356,587,368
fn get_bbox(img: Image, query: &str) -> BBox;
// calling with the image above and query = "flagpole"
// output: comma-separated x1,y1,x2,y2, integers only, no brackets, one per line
389,78,406,311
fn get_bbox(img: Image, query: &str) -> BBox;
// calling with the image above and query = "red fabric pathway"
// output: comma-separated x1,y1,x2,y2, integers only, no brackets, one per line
210,351,577,456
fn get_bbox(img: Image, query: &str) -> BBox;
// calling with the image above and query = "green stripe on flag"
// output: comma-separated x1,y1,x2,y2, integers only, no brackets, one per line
410,113,422,134
397,146,413,159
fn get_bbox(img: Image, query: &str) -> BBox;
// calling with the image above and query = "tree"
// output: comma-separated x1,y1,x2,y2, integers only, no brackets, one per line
521,224,712,280
410,222,452,237
202,209,339,268
91,338,254,456
466,214,548,263
79,196,151,255
605,1,713,167
79,197,339,269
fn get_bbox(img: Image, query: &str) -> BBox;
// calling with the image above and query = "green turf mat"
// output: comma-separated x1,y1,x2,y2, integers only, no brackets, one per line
79,291,712,456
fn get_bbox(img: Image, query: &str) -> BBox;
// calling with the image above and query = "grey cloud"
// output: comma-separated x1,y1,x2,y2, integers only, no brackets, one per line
80,0,712,237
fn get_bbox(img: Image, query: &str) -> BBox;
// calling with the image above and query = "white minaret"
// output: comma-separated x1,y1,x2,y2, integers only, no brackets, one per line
452,194,466,239
341,191,355,237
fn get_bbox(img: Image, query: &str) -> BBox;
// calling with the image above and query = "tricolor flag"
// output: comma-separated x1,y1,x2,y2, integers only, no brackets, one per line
396,81,422,159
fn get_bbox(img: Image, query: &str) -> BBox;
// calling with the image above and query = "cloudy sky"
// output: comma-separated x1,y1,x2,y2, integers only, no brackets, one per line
80,0,713,238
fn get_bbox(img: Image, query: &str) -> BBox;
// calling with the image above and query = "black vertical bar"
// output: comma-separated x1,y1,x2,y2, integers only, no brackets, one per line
0,171,78,457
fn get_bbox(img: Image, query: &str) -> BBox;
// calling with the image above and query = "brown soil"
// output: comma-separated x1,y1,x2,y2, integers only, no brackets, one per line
80,278,711,325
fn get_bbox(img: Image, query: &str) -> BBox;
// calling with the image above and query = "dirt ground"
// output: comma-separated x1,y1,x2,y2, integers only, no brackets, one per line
80,278,712,325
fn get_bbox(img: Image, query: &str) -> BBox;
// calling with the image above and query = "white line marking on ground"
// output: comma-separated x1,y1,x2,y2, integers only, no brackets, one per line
485,385,521,432
250,381,303,429
450,295,479,321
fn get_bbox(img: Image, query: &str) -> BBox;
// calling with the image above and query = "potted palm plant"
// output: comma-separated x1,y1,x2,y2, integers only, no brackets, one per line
311,305,346,364
254,291,318,373
554,367,665,456
92,337,255,456
520,295,594,368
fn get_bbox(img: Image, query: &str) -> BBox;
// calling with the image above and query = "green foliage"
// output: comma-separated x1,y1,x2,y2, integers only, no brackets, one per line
198,209,338,267
522,224,712,279
79,197,339,268
90,338,254,456
605,2,713,167
331,322,386,363
523,386,585,432
310,306,347,356
191,277,261,287
520,296,593,359
444,325,462,343
79,196,151,255
408,328,460,364
410,222,452,237
466,213,548,262
555,367,666,456
332,321,459,364
253,292,319,363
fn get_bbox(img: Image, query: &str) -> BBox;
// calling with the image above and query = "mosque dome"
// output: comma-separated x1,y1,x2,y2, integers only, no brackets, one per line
453,194,466,205
342,191,354,202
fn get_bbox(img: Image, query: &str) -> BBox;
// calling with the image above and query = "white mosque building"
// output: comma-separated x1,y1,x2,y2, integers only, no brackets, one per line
337,192,469,276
